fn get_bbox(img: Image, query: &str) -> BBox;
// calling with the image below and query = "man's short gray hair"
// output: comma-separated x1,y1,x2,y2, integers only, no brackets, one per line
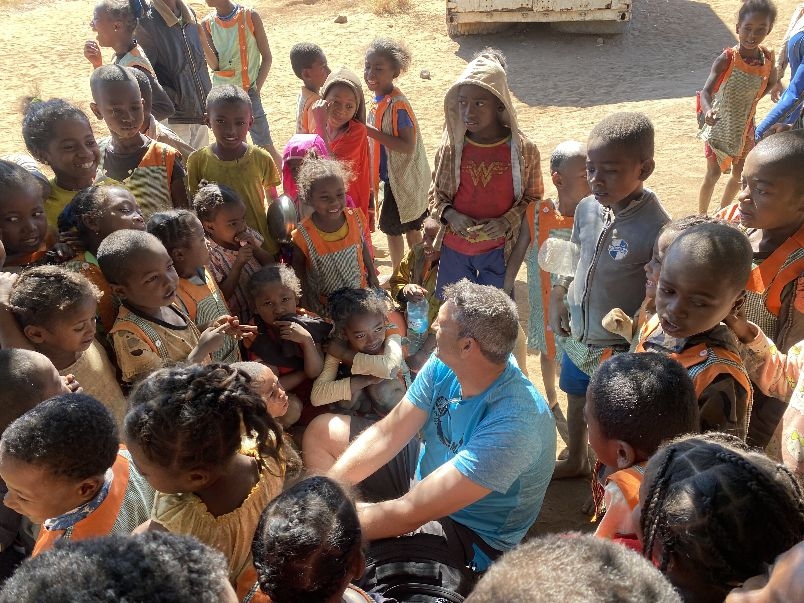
442,279,518,365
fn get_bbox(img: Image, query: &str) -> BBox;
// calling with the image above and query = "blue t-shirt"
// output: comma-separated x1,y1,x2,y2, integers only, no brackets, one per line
375,94,413,183
406,355,556,553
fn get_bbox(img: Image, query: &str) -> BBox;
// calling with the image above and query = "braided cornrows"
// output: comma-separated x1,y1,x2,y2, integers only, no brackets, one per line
639,433,804,596
252,477,361,603
147,210,198,252
125,364,288,476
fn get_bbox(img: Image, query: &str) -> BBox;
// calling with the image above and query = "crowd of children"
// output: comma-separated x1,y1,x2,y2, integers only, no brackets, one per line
0,0,802,598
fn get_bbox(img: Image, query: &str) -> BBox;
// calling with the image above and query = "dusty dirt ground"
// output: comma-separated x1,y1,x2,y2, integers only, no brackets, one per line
0,0,798,536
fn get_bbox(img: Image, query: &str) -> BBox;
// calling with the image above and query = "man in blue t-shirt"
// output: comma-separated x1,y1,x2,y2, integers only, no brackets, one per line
302,279,556,576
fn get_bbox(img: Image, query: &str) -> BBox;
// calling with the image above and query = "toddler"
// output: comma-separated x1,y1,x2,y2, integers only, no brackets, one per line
194,181,274,324
0,393,154,556
1,532,237,603
244,264,329,417
365,38,431,270
148,209,240,363
717,130,804,449
90,65,189,217
505,140,588,435
638,433,804,602
124,363,298,585
96,229,247,386
388,216,441,370
698,0,778,213
637,223,754,438
312,287,406,416
311,67,372,231
6,266,126,424
83,0,174,120
21,99,100,228
281,133,329,217
58,184,145,334
585,353,699,541
199,0,281,169
290,42,330,135
187,86,281,255
550,112,669,479
430,48,543,297
291,157,378,316
244,476,374,603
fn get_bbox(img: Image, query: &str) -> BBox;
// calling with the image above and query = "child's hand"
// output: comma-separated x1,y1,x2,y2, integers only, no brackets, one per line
234,244,255,268
0,272,17,305
402,284,427,302
724,305,757,344
235,230,259,248
704,109,719,126
83,40,103,68
46,243,76,264
59,228,84,255
601,308,633,340
444,208,476,237
274,320,314,345
549,285,571,338
61,374,82,394
770,81,784,103
481,218,509,240
311,100,330,132
212,315,257,342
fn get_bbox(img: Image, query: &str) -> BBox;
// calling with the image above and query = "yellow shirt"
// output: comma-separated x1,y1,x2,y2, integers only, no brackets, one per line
186,145,280,255
62,340,127,427
45,178,78,228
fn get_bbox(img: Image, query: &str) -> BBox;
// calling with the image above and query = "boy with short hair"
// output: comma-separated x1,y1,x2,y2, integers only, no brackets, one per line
586,353,699,540
635,222,755,439
90,65,189,219
504,140,589,441
717,130,804,449
130,68,195,158
429,49,543,297
550,112,670,478
199,0,281,170
186,86,281,256
290,42,330,135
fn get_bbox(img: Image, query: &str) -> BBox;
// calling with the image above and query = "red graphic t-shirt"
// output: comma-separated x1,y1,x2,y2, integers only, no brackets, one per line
443,136,514,255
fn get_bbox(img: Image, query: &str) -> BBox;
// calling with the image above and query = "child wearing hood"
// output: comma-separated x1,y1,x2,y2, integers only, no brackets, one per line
429,48,544,297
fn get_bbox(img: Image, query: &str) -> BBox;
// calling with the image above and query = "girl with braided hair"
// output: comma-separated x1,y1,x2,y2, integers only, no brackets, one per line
123,363,300,588
638,433,804,602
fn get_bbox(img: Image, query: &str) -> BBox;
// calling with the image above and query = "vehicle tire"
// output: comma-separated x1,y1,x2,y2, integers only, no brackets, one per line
446,20,511,36
551,20,629,35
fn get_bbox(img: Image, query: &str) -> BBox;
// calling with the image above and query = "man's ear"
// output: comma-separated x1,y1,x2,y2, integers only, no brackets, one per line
460,336,474,357
551,170,562,188
22,324,46,344
615,441,636,469
90,102,103,121
639,158,656,181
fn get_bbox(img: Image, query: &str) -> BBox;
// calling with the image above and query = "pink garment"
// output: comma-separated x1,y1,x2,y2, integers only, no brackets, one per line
282,134,355,212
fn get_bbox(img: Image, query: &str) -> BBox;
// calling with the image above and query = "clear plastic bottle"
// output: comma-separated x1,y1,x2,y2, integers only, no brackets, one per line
406,299,429,334
537,238,580,277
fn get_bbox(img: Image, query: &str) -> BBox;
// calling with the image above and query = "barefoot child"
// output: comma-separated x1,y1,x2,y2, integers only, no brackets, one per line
199,0,281,170
58,184,146,335
290,43,330,135
6,267,126,425
717,130,804,449
96,230,250,386
83,0,174,120
90,65,189,218
124,363,298,585
697,0,778,213
193,182,275,324
311,288,406,416
637,434,804,602
244,264,328,420
550,113,669,478
21,99,100,228
311,68,372,232
291,158,378,317
0,394,154,556
430,48,543,298
365,38,431,270
504,140,589,443
147,209,241,363
586,353,699,541
186,86,281,255
636,223,754,438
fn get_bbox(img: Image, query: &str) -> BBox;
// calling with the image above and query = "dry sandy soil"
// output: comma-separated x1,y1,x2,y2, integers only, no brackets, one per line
0,0,798,535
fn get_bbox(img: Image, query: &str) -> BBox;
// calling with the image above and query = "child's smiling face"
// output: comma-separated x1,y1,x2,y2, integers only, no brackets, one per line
207,100,252,155
39,118,100,190
90,6,117,47
344,312,386,355
90,187,145,238
736,11,773,52
309,175,346,225
324,84,358,131
364,52,397,95
0,191,48,257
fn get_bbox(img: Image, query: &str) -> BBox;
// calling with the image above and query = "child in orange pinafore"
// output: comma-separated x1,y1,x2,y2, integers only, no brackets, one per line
697,0,778,213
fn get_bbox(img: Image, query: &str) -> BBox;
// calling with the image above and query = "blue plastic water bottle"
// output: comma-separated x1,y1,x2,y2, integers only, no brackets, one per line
406,299,429,334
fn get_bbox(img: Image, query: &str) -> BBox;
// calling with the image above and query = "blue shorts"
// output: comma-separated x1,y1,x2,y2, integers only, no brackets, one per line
247,86,273,148
435,245,505,299
559,352,590,397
